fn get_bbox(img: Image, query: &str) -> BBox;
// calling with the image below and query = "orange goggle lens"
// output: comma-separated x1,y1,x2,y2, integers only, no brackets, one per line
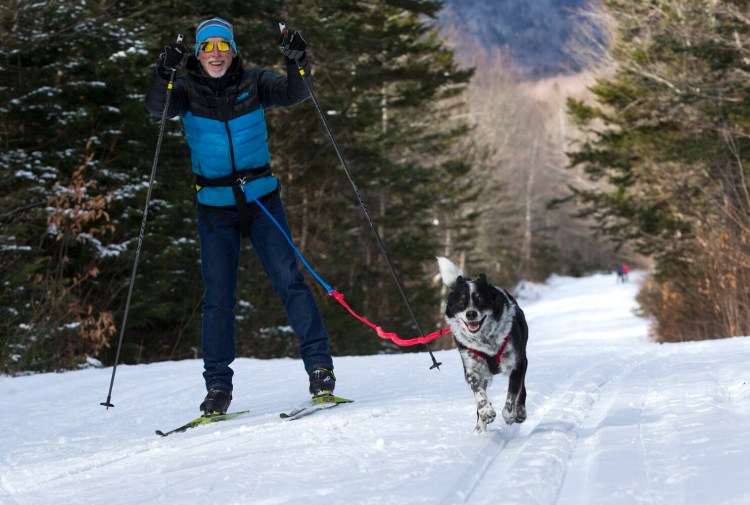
199,41,231,52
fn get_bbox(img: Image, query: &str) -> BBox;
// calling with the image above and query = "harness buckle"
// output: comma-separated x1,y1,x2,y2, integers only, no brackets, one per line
237,176,247,187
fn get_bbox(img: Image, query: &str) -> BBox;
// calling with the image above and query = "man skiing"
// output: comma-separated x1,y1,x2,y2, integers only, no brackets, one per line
145,17,336,415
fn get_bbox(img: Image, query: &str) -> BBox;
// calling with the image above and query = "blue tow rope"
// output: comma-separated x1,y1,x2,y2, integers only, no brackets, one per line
246,189,333,294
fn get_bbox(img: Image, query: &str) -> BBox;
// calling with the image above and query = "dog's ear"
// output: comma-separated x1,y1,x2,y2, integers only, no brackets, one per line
436,256,465,289
491,286,510,318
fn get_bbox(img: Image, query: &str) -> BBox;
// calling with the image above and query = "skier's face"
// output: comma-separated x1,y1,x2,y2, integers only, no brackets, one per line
198,37,234,78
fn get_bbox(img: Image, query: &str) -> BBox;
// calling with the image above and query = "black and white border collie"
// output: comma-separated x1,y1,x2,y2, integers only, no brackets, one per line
437,257,529,432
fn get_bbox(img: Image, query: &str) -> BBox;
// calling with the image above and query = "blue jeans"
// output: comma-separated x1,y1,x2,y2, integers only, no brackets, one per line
197,191,333,392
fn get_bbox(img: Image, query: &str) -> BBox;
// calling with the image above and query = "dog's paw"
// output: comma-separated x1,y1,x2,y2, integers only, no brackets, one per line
502,399,517,425
515,404,527,423
477,401,496,429
474,413,493,433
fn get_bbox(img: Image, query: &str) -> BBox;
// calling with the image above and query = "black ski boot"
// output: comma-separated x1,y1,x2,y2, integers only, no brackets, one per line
309,367,336,397
200,387,232,416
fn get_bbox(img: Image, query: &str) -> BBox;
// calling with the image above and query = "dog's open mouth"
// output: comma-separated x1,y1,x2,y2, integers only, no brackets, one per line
462,316,486,333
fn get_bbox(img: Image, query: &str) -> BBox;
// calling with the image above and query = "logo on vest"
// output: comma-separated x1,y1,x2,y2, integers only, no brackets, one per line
236,91,249,102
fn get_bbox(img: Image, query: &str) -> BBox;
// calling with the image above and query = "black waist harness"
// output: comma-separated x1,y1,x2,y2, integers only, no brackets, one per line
195,165,272,237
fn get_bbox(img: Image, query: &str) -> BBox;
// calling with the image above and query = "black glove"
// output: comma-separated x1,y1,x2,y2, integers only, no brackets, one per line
279,29,307,62
160,42,186,71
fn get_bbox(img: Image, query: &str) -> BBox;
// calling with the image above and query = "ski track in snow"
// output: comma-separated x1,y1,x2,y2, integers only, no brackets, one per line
2,271,750,505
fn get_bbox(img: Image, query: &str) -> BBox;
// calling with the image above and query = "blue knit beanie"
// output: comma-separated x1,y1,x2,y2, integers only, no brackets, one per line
195,17,238,56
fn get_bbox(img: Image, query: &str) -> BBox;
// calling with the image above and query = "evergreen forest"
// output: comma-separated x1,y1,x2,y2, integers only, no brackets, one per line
567,0,750,342
1,0,476,372
2,0,749,374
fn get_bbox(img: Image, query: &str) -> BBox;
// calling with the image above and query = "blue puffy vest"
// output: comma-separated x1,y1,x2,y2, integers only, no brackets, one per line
183,107,278,207
145,54,312,208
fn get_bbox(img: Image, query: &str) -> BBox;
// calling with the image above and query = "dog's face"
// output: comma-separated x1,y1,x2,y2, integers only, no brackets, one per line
445,274,497,334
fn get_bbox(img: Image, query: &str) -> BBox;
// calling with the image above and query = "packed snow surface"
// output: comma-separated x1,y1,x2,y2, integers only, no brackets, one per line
2,271,749,504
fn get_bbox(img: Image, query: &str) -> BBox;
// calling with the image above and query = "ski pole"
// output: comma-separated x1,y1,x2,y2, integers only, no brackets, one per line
279,23,442,370
101,34,184,409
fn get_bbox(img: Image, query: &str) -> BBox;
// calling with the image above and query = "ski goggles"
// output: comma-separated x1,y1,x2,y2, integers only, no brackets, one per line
199,40,232,52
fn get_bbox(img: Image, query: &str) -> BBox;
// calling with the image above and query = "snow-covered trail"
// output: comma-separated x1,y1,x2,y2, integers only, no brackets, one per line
1,272,749,505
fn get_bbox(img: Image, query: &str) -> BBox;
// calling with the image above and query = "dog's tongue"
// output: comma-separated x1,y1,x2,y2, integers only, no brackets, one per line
466,321,481,332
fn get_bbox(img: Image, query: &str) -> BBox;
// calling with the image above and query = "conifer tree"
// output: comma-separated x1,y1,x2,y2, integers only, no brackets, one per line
567,0,750,341
0,1,159,371
258,0,475,354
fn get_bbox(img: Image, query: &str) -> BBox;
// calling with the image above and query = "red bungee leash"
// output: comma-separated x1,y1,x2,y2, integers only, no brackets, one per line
331,291,451,346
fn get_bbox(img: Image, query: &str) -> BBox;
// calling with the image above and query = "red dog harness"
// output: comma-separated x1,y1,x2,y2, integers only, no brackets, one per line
462,334,510,375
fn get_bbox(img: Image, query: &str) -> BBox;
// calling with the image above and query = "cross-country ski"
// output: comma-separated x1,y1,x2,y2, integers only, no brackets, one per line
155,410,250,437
